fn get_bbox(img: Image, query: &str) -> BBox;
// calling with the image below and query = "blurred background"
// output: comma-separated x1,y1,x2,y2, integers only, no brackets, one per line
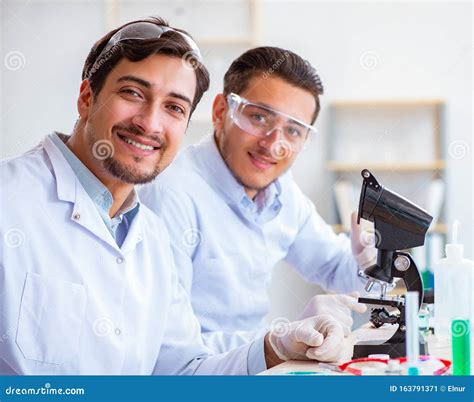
1,0,472,326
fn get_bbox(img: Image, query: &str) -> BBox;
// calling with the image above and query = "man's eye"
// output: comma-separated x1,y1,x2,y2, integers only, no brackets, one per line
250,114,267,124
120,89,142,99
285,126,303,138
168,104,186,115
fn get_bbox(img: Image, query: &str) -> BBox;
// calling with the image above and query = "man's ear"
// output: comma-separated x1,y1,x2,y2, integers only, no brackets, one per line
212,93,227,132
77,79,93,119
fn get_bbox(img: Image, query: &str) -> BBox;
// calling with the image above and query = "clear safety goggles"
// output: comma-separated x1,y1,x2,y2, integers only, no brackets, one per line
226,93,317,152
89,22,202,77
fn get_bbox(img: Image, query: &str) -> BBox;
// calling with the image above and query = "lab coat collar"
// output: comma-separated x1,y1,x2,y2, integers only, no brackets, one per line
42,135,143,254
51,132,140,223
43,135,76,204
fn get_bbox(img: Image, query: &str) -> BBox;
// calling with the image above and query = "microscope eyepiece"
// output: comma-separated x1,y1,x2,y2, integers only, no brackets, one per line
358,169,433,250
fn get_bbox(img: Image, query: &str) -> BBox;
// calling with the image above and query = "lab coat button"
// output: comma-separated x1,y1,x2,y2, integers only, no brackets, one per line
116,257,124,264
73,212,81,221
114,328,121,335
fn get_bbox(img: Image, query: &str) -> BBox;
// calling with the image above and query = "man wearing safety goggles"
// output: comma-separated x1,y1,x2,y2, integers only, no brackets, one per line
1,19,351,375
140,47,376,355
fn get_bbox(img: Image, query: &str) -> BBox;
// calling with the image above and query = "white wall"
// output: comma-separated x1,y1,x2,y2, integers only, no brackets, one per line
1,0,472,323
260,0,473,321
1,0,106,155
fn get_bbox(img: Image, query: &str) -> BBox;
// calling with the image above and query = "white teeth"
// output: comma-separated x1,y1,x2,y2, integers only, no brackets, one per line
252,154,271,164
122,136,154,151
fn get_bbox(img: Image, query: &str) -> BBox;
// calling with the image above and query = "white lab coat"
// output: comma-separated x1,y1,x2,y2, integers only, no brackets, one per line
0,136,258,375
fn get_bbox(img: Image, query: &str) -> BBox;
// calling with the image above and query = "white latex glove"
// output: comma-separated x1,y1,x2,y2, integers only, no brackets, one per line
350,211,377,269
267,315,347,363
297,292,367,336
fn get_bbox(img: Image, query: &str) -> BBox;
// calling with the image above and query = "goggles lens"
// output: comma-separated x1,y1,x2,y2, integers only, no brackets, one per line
226,93,317,152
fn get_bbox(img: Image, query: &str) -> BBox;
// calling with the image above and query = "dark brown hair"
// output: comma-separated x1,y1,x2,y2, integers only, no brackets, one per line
223,46,324,123
82,16,209,116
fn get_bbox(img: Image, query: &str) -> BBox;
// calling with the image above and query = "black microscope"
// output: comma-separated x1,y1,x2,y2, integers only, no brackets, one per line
352,169,433,358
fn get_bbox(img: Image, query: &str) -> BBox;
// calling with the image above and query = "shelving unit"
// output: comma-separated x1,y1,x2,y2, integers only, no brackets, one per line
327,99,447,286
330,224,447,235
188,0,262,131
169,0,262,143
327,99,444,168
327,161,446,172
327,99,446,218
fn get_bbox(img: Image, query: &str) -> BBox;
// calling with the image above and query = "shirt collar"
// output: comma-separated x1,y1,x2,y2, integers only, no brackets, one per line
193,134,282,216
50,132,139,218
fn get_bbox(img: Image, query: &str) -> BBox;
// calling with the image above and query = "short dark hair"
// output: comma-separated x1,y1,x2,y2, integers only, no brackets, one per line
223,46,324,123
82,16,209,116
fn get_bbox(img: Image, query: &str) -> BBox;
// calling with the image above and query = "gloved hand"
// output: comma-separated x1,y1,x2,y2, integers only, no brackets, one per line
266,315,348,362
350,211,377,269
296,292,367,336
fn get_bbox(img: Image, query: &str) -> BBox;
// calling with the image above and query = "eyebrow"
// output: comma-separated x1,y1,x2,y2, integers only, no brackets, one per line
117,75,193,107
168,92,192,107
117,75,151,88
251,101,309,127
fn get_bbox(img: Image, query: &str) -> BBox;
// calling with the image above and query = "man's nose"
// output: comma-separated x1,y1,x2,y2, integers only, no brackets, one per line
131,105,165,135
258,127,284,148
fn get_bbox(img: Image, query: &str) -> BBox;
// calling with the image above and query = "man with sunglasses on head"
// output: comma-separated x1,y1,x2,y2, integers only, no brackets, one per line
0,19,351,375
139,47,376,354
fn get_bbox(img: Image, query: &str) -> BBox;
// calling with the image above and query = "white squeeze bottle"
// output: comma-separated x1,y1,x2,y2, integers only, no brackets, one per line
434,220,474,338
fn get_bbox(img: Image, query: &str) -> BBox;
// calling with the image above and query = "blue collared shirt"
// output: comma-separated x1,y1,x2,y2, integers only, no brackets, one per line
139,134,365,368
51,133,139,247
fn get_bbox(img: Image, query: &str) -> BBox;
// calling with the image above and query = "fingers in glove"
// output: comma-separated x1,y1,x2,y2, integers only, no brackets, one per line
336,293,368,314
306,322,344,361
294,323,324,347
323,309,353,334
340,321,351,337
350,211,358,230
308,336,355,362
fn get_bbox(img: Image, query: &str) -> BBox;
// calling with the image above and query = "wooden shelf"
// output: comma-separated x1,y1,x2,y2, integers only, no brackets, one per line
197,37,256,47
330,99,445,107
331,223,447,234
326,161,446,172
197,1,261,47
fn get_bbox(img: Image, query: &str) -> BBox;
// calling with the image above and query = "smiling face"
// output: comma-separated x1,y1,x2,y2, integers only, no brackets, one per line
213,75,316,198
75,53,196,185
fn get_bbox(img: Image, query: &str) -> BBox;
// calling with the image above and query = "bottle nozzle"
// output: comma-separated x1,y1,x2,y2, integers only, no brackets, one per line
452,219,459,244
446,219,463,260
